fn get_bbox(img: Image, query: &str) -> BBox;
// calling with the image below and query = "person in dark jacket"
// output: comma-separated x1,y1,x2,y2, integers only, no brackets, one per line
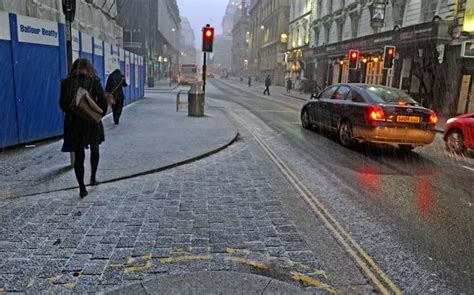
248,76,252,87
263,75,271,95
286,78,292,93
59,58,108,198
105,69,128,125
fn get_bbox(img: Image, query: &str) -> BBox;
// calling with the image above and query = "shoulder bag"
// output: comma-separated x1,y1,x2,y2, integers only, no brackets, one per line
69,86,103,123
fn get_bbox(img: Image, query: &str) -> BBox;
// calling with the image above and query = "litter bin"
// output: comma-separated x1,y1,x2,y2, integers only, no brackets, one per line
147,76,154,88
188,82,205,116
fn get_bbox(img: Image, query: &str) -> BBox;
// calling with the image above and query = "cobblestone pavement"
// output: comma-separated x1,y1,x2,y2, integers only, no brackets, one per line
0,130,343,294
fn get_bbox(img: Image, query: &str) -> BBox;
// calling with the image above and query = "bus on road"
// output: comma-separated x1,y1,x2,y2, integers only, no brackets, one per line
179,64,199,85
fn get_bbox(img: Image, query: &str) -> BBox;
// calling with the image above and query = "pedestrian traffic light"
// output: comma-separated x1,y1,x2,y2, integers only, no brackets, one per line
348,50,359,69
202,25,214,52
383,46,396,69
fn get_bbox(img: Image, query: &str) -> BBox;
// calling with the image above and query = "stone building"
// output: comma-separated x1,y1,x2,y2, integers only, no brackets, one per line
180,16,197,65
116,0,181,82
287,0,313,82
248,0,290,86
213,0,237,74
305,0,469,116
231,1,250,77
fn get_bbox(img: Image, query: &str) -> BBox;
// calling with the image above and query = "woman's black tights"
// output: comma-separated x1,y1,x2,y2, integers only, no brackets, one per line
74,146,99,190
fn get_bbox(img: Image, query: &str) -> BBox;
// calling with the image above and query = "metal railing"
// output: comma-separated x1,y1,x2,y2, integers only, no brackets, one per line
176,90,187,112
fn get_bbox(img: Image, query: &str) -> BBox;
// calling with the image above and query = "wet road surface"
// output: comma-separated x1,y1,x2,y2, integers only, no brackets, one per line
208,78,473,293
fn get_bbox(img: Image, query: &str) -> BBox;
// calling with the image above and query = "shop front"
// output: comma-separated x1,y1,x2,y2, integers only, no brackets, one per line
308,20,456,115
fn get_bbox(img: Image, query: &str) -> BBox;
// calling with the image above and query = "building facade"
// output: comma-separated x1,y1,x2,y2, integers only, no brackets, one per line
231,1,250,77
116,0,181,83
248,0,290,86
213,0,237,74
180,16,197,65
287,0,313,81
305,0,467,116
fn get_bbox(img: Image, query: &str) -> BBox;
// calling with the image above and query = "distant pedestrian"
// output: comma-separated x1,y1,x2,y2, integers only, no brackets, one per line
263,75,271,95
295,78,300,94
299,78,304,94
105,69,128,125
59,58,108,198
248,76,252,87
286,78,292,93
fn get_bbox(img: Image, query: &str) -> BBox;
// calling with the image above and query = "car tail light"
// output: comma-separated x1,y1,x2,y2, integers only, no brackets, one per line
429,112,437,125
368,105,385,122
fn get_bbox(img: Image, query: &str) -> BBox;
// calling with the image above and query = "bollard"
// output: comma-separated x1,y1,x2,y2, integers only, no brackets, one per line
188,82,205,117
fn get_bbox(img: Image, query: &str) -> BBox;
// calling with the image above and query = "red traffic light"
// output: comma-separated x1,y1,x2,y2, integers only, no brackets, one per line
383,46,396,69
205,29,213,38
202,25,215,52
348,50,359,69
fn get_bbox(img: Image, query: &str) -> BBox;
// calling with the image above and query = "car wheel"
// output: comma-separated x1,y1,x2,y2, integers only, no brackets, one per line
446,129,465,154
399,144,415,152
301,109,310,129
338,121,353,147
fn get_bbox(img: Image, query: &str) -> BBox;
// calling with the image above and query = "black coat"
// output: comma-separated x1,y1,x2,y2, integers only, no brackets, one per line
105,69,127,102
265,77,271,87
59,75,108,146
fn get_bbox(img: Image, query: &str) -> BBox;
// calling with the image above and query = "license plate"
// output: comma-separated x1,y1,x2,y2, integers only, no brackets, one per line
396,115,420,123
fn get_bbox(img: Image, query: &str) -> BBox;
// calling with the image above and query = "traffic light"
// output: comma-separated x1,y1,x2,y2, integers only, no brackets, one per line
202,25,214,52
348,50,359,69
383,46,396,69
62,0,76,22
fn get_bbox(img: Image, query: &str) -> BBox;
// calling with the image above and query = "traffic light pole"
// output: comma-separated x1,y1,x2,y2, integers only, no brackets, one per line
66,20,73,72
202,52,207,93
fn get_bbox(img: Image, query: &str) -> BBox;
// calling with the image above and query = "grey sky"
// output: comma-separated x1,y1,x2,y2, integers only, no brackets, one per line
177,0,228,48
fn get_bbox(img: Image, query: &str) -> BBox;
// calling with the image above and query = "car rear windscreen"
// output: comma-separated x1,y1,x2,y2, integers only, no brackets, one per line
361,86,419,105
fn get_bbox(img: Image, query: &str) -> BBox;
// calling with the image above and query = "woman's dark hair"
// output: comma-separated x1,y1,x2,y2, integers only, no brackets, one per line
69,58,97,77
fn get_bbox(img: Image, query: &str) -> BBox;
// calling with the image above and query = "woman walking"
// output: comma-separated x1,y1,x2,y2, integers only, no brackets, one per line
59,58,108,198
105,69,127,125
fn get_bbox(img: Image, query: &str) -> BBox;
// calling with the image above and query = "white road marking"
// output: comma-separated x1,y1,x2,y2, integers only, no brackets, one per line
461,165,474,172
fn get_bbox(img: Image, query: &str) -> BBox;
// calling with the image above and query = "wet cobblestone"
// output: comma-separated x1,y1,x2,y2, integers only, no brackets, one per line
0,139,336,294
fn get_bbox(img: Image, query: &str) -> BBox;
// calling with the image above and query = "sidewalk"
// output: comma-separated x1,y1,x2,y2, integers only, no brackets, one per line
144,79,180,91
0,91,238,199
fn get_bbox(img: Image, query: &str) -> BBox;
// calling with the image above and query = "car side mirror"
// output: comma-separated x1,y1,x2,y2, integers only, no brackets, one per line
311,93,318,100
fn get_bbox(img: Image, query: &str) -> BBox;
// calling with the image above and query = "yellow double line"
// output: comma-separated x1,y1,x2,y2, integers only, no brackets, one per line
234,114,402,294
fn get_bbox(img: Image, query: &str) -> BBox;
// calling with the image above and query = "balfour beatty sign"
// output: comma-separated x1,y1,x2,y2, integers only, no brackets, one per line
0,12,10,41
17,15,58,46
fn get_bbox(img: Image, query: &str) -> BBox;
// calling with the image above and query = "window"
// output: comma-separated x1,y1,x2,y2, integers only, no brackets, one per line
422,0,438,22
337,21,344,42
341,63,349,83
319,86,339,99
350,15,359,39
359,85,418,105
351,90,365,103
333,86,351,100
317,0,323,18
365,61,383,85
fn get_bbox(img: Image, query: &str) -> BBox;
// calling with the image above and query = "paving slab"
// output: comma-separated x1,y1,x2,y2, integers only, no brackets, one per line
0,90,237,198
108,271,309,295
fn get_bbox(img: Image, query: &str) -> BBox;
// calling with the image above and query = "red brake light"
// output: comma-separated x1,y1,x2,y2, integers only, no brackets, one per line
368,105,385,121
429,112,437,125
